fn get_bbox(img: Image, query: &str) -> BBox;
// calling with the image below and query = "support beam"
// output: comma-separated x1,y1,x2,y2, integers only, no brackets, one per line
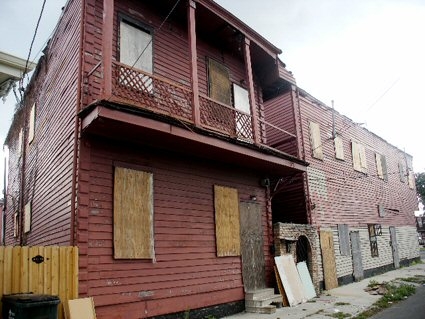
102,0,114,98
188,0,200,126
243,38,260,145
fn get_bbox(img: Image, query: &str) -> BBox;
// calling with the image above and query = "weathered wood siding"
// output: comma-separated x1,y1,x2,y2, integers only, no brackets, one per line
297,93,418,228
4,0,82,245
76,136,273,318
263,91,298,156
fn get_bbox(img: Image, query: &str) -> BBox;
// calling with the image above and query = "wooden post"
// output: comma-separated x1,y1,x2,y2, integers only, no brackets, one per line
188,0,200,126
102,0,114,99
243,38,260,145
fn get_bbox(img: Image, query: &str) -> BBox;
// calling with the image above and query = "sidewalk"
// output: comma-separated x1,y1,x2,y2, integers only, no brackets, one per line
224,261,425,319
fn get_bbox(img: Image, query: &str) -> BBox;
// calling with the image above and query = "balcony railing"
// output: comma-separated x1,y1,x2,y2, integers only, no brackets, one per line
85,62,297,156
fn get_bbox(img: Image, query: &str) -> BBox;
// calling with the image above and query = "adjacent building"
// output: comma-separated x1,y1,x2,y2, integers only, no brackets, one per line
2,0,419,318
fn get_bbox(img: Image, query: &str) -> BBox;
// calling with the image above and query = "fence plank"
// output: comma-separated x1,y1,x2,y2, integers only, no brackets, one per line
0,246,78,319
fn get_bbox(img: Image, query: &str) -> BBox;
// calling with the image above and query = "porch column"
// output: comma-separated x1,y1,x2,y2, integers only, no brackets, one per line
102,0,114,99
188,0,201,126
243,38,260,145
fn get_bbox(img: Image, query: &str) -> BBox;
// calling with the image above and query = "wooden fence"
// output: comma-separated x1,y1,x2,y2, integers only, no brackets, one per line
0,246,78,319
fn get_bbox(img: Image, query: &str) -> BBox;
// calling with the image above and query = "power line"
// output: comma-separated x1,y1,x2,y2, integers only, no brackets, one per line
20,0,47,95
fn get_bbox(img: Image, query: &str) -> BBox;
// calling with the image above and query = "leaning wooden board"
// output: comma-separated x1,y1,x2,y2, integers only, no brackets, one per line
274,255,307,306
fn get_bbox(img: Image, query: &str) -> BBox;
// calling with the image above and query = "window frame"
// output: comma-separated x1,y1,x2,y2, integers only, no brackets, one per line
368,224,379,257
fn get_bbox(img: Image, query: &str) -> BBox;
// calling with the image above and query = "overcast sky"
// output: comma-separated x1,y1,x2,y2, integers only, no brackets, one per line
1,0,425,196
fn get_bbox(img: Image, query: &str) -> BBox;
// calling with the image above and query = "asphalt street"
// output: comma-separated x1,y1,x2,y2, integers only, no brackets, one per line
371,285,425,319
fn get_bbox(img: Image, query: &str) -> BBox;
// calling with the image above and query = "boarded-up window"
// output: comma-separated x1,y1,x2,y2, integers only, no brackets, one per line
214,185,240,257
119,20,153,91
18,128,23,156
24,202,32,233
408,171,415,189
352,141,367,173
398,162,406,182
368,224,379,257
114,167,154,259
338,224,350,256
334,135,344,160
28,103,36,144
375,153,388,181
208,58,231,105
13,212,19,238
309,122,323,160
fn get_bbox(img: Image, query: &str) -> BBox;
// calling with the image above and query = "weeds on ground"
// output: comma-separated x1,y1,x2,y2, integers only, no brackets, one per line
367,279,379,287
399,275,425,284
328,312,351,318
352,283,416,319
334,302,351,306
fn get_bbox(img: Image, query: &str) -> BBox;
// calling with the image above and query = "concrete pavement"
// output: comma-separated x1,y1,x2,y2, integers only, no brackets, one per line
224,260,425,319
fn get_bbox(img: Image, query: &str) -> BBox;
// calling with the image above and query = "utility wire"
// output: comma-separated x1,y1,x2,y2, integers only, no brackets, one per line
20,0,47,96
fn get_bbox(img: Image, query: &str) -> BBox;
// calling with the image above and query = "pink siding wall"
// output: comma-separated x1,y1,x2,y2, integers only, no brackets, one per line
4,0,82,245
297,93,417,228
77,136,272,318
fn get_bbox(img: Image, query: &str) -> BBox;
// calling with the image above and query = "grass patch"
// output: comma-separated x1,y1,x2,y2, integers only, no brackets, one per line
328,312,351,318
353,283,416,319
400,275,425,284
334,302,351,306
367,279,379,287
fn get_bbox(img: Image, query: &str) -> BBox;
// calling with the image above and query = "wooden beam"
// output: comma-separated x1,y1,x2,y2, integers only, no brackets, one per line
243,38,260,145
102,0,114,98
188,0,200,126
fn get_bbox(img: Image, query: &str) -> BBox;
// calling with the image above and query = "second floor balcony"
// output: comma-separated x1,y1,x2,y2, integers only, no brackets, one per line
81,0,304,172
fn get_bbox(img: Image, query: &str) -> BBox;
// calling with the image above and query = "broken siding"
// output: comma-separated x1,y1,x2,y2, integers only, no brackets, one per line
77,137,272,318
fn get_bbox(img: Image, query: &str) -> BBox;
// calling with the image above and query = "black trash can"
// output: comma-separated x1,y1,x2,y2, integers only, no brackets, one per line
1,293,60,319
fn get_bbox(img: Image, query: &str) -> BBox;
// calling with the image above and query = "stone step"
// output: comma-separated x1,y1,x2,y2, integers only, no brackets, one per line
245,288,275,301
245,294,283,308
245,305,276,314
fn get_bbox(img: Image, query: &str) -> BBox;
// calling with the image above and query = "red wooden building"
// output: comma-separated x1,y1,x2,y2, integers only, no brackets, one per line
3,0,419,318
4,0,308,317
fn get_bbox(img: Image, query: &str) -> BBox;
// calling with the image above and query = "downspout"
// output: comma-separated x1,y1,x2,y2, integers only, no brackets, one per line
70,0,86,246
295,87,313,225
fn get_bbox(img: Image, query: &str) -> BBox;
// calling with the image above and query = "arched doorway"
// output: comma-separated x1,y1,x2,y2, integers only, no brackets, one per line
296,235,312,271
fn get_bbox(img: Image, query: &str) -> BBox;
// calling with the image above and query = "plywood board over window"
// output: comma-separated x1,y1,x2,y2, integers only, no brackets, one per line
375,153,388,181
24,202,32,233
398,162,406,182
352,141,367,173
214,185,240,257
208,58,231,105
28,103,36,144
334,135,344,160
114,167,154,259
309,122,323,160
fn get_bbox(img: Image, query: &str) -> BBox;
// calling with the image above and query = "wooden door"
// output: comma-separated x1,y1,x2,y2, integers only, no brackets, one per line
240,202,266,291
320,230,338,290
350,231,364,281
389,226,400,269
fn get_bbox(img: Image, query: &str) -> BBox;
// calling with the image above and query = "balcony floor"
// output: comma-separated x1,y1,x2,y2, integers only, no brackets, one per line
79,102,307,176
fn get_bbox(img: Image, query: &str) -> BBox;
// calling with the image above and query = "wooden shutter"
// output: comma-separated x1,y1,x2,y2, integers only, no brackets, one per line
334,135,344,160
208,58,231,105
214,185,240,257
337,224,350,256
309,122,323,160
114,167,154,259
